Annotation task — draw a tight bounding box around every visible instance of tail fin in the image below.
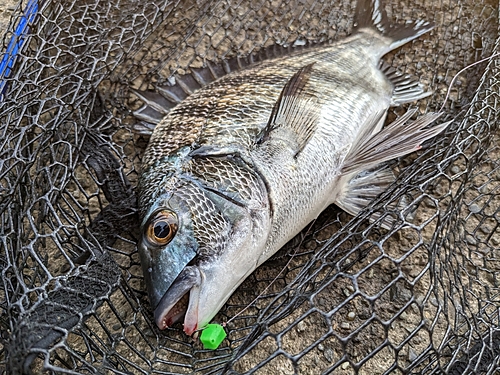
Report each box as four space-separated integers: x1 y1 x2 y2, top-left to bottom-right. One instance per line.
354 0 434 51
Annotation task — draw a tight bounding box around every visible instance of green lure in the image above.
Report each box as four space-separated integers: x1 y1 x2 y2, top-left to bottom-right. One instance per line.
200 324 227 350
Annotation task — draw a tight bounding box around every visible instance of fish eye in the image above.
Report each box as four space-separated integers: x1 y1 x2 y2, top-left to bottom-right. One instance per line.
146 210 178 246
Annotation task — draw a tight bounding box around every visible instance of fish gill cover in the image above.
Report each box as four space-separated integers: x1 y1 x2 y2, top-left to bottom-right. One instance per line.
0 0 499 374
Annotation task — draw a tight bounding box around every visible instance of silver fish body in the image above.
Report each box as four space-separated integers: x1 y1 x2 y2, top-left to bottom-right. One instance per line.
138 0 449 335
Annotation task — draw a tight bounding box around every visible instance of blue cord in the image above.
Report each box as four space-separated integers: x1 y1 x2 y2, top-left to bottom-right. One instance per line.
0 0 40 96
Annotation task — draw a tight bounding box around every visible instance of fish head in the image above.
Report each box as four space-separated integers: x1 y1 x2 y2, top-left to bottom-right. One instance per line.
138 190 198 323
139 179 269 335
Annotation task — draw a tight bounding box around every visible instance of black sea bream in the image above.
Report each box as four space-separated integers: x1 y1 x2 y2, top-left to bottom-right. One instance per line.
137 0 450 335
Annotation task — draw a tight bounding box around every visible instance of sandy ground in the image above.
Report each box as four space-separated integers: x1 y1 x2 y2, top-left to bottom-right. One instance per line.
0 0 17 37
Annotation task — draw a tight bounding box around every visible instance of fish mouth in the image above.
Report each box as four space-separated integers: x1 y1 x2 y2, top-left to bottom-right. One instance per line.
154 266 201 334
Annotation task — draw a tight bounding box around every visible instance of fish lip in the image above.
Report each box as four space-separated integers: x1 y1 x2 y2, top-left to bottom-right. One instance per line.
183 281 201 335
154 266 201 331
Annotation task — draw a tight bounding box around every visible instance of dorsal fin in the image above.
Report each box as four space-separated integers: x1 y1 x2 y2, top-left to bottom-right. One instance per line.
256 63 320 157
131 89 174 124
131 41 320 130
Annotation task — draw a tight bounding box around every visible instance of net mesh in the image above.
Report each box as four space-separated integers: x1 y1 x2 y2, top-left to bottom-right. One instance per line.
1 0 500 374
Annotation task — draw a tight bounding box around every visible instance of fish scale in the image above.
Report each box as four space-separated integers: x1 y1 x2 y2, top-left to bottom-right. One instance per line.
164 178 233 258
137 0 451 335
252 134 346 260
184 157 267 209
144 47 387 170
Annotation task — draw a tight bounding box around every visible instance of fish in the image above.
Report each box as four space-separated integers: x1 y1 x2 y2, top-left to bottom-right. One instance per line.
137 0 450 335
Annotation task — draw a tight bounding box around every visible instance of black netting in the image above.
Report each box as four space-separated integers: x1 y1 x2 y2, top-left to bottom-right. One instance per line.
1 0 500 374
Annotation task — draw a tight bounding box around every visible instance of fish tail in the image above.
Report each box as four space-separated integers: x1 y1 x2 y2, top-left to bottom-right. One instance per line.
354 0 434 51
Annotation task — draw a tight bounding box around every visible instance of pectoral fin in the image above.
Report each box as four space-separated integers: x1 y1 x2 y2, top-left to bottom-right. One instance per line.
256 63 320 157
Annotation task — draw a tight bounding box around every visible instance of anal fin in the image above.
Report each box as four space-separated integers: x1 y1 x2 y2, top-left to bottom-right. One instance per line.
380 62 433 105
